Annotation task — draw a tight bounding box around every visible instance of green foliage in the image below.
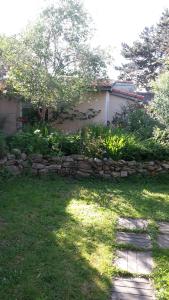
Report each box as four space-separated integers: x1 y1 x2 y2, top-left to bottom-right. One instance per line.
8 131 48 155
4 122 169 161
117 9 169 89
153 127 169 144
112 104 159 139
143 139 169 160
22 107 39 125
104 134 126 160
0 0 110 118
151 71 169 126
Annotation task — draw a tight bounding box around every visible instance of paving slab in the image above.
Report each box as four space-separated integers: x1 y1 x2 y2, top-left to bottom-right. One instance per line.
115 250 154 274
116 232 152 249
157 234 169 249
117 218 148 231
158 222 169 234
111 277 156 300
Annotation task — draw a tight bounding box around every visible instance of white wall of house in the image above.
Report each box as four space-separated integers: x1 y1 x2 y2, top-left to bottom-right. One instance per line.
53 92 136 132
53 92 107 132
108 94 134 122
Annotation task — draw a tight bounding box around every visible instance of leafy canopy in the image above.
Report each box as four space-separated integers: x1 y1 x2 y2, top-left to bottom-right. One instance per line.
0 0 110 111
117 9 169 90
151 71 169 127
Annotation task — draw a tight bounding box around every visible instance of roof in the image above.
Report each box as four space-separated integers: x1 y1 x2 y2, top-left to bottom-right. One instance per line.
111 88 144 101
94 80 144 101
92 79 114 91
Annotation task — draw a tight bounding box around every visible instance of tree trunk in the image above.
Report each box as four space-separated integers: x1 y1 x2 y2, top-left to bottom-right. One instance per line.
37 106 48 122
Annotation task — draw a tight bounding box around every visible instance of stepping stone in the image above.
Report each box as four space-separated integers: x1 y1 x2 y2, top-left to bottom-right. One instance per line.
112 277 156 300
157 234 169 249
115 250 154 274
116 232 152 249
158 221 169 234
117 218 148 231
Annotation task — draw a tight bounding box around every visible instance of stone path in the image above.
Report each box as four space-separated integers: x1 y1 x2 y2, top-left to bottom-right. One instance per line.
116 232 152 249
115 250 153 274
117 218 148 231
158 221 169 233
112 218 169 298
157 222 169 249
112 277 155 300
112 217 155 299
157 234 169 249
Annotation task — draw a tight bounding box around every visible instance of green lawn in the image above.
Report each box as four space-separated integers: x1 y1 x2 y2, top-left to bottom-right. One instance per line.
0 175 169 300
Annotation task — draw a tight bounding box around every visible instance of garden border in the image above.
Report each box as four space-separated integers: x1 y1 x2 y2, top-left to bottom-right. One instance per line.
1 153 169 178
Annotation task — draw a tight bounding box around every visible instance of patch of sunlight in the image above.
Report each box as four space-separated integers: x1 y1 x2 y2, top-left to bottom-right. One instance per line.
143 190 169 201
52 199 116 275
66 199 117 229
110 197 140 217
89 243 113 275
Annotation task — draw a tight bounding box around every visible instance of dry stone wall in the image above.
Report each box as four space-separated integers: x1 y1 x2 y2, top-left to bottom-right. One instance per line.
1 152 169 178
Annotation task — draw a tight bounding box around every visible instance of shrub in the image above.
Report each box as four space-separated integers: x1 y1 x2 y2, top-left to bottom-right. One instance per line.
153 127 169 144
151 71 169 127
104 134 127 160
143 139 169 160
8 131 49 154
5 123 169 161
104 131 147 161
59 134 81 155
112 104 158 139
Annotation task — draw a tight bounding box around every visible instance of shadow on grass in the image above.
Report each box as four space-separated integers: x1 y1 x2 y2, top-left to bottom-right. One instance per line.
0 176 112 300
1 174 169 299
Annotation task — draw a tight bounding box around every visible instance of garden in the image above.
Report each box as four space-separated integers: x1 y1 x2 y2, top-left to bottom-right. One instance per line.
1 102 169 163
0 1 169 299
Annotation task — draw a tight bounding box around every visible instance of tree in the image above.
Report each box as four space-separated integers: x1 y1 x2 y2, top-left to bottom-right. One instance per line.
117 9 169 90
151 71 169 127
0 0 110 120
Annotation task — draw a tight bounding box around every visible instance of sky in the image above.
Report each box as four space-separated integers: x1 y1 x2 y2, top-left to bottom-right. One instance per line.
0 0 169 77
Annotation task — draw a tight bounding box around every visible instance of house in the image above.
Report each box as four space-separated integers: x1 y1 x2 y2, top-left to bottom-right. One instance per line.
53 80 144 132
0 96 22 135
0 80 144 134
0 80 22 135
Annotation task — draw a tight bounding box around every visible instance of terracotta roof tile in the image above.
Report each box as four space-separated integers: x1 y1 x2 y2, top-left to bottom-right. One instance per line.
111 88 144 100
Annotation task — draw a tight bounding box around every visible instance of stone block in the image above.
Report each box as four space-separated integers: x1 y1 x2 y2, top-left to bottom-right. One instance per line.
117 218 148 230
6 165 21 175
30 154 43 162
116 232 152 249
120 171 128 177
157 234 169 249
32 163 44 170
21 153 27 160
115 250 154 274
158 221 169 234
112 277 155 300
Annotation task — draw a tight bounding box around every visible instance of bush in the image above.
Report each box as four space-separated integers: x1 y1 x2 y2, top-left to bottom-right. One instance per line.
151 71 169 127
4 123 169 161
58 134 81 155
112 104 158 139
7 129 55 155
153 127 169 144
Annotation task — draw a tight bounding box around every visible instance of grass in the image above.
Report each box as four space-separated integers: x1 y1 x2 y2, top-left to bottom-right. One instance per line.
0 174 169 300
